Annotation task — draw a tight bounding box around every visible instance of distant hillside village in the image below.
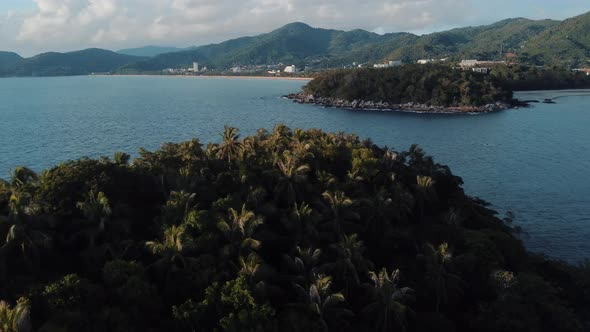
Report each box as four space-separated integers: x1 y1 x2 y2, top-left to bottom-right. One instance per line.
158 57 590 77
161 62 303 76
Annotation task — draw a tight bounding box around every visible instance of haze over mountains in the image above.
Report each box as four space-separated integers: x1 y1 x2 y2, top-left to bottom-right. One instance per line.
0 11 588 77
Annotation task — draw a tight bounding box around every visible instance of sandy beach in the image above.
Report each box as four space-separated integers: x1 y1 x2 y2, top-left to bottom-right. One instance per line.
92 74 313 81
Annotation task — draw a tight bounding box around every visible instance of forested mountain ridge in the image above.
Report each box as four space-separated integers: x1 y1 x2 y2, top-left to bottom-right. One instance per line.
0 12 588 76
0 51 23 70
0 126 589 331
519 11 590 67
119 13 588 72
0 49 144 77
117 46 186 57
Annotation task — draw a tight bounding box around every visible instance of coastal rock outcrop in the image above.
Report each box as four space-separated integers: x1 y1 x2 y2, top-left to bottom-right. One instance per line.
285 93 512 114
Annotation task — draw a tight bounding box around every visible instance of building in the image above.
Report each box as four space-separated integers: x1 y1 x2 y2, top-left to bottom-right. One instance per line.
193 62 199 72
460 59 506 69
417 59 434 65
284 65 297 73
472 67 490 74
460 59 479 68
373 60 402 68
574 68 590 76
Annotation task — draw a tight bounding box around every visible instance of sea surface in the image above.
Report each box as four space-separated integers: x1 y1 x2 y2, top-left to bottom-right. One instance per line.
0 76 589 262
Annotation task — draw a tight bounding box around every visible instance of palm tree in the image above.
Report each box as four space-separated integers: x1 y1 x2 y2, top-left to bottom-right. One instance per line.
1 224 41 273
292 274 353 331
9 167 38 190
8 192 39 220
146 224 187 255
239 252 261 285
160 191 197 226
217 204 263 254
113 152 130 165
282 246 322 284
415 175 436 223
423 243 462 313
322 234 372 295
275 151 310 206
268 124 292 152
285 202 319 246
217 126 243 164
322 191 359 236
362 268 414 332
0 298 31 332
76 190 112 231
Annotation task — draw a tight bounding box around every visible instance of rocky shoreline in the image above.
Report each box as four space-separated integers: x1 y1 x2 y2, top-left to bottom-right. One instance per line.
285 93 514 114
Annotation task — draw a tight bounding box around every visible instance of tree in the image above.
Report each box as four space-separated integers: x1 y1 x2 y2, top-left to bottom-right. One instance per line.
322 191 358 236
0 298 31 332
362 268 414 332
423 243 463 313
76 190 112 230
217 204 263 257
292 274 353 331
275 151 310 206
217 126 243 164
322 234 372 295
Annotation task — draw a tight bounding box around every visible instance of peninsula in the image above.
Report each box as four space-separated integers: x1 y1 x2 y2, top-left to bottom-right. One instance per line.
287 64 590 113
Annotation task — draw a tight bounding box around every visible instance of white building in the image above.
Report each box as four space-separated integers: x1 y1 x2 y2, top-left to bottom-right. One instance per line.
460 59 479 68
193 62 199 72
417 59 434 65
373 60 402 69
284 65 297 73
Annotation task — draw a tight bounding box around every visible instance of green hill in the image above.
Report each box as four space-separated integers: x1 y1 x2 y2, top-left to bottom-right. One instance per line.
520 12 590 67
3 49 144 77
1 12 589 76
384 18 559 62
117 18 571 72
118 22 411 72
117 46 186 57
0 51 23 70
1 126 589 331
302 64 513 106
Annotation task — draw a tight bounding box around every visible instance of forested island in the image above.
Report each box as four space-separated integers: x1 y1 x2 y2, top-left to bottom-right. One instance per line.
287 64 590 113
0 126 589 331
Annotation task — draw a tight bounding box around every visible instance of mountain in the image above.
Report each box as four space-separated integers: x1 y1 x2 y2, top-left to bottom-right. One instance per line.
0 51 23 70
117 45 185 57
1 12 588 76
119 17 572 73
521 12 590 67
2 49 144 77
118 22 412 73
384 18 559 62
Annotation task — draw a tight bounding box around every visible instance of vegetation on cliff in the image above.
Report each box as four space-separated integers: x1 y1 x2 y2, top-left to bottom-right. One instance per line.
300 64 590 109
0 126 589 331
302 64 513 107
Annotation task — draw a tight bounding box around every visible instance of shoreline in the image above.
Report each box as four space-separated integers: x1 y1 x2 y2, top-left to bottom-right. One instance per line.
285 93 514 114
91 74 313 81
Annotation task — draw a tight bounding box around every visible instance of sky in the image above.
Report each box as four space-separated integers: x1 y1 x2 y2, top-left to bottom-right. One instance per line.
0 0 588 56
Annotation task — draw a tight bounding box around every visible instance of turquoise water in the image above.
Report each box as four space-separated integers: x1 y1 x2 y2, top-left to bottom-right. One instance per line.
0 76 589 262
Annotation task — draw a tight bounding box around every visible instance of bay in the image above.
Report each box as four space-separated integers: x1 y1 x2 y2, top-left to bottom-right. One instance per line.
0 76 588 262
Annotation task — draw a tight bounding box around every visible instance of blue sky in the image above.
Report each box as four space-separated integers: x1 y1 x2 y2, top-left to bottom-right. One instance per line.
0 0 588 56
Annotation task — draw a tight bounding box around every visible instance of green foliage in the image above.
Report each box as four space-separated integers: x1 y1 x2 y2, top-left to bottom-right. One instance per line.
0 126 588 331
520 12 590 67
42 274 89 311
218 276 276 331
304 64 513 106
